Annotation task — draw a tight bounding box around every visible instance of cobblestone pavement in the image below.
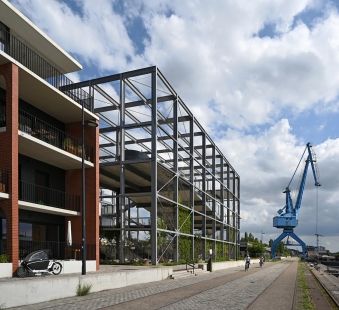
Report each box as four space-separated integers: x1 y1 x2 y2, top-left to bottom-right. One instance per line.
8 261 295 310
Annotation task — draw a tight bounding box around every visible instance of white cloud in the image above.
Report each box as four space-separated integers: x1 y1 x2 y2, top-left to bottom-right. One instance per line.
8 0 339 251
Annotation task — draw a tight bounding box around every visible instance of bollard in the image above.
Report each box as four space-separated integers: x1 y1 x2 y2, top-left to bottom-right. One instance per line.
207 258 212 272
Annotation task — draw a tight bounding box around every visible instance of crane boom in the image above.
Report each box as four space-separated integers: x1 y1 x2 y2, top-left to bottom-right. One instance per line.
295 143 321 218
271 142 321 259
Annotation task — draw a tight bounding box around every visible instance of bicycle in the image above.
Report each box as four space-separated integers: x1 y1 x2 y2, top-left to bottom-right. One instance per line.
245 261 250 271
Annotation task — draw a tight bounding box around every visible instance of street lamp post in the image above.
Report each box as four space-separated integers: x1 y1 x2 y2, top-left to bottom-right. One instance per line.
261 230 265 244
81 102 98 275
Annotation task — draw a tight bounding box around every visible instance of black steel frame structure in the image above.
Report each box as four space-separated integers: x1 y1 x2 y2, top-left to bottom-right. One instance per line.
68 66 240 265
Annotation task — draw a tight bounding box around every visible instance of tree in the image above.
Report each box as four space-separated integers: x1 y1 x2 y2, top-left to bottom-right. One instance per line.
244 232 248 241
248 241 265 256
248 233 254 242
268 239 274 247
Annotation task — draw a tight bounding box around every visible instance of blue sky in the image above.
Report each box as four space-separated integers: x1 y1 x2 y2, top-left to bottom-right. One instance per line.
9 0 339 252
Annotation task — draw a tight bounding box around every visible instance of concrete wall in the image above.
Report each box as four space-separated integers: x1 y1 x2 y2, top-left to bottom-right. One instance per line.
0 266 173 308
60 260 96 274
211 259 259 271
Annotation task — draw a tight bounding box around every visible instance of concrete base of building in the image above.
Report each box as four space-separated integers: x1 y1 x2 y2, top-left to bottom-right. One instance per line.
0 263 12 278
60 260 97 274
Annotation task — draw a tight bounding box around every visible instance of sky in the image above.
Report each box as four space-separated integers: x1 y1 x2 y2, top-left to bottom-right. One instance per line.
9 0 339 252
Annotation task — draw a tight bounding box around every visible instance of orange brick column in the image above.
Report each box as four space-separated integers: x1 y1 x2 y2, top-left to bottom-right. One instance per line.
65 120 99 270
0 63 19 275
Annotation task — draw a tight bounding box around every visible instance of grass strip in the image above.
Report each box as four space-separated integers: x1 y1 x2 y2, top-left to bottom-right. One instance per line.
295 261 316 310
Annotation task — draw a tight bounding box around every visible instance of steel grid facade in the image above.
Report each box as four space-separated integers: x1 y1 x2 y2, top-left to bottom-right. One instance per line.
74 66 240 264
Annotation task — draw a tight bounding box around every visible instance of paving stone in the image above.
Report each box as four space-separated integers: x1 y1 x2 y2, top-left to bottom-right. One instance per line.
7 261 295 310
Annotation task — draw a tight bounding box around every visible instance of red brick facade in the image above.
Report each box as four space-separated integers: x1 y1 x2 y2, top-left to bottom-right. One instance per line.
0 62 100 274
0 63 19 275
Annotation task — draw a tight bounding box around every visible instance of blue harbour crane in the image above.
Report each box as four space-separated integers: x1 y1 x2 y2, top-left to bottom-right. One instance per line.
271 142 321 259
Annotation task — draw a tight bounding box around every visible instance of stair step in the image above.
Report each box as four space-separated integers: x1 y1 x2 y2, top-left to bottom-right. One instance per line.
171 268 209 279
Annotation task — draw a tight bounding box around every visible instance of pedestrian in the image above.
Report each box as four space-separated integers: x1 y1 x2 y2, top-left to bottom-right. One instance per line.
245 254 251 271
259 256 264 267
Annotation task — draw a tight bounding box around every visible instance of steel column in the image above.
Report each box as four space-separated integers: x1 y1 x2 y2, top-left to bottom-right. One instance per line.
151 67 158 265
190 116 195 260
220 157 224 257
212 146 216 259
173 97 179 262
226 163 230 259
202 133 206 260
119 75 126 262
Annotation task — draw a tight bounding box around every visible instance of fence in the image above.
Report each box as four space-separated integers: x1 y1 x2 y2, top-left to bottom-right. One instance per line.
19 180 80 212
0 24 93 111
0 239 96 261
19 109 94 162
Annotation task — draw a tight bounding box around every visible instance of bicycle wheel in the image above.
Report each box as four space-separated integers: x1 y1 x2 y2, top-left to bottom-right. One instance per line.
17 266 28 278
52 262 62 275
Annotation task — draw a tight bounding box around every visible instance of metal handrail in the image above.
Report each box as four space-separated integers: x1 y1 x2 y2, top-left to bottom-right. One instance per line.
19 180 80 212
19 109 94 162
186 259 195 274
0 25 93 111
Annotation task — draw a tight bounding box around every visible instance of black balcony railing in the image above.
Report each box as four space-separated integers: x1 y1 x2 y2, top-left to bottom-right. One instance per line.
19 240 96 261
19 180 80 212
0 240 96 261
0 25 93 111
0 169 8 193
19 109 94 163
0 105 5 127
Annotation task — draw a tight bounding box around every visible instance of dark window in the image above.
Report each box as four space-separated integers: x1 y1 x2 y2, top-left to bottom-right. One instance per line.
0 22 10 54
35 170 49 205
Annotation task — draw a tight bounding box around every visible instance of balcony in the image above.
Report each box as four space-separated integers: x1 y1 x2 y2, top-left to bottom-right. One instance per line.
0 24 93 111
19 180 80 214
18 108 94 170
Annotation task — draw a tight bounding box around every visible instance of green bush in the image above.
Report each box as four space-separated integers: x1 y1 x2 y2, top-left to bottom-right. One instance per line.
76 282 93 296
0 254 9 263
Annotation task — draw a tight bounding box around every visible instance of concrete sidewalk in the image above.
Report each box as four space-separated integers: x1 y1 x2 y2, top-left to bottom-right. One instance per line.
5 260 290 310
0 260 248 308
247 259 298 310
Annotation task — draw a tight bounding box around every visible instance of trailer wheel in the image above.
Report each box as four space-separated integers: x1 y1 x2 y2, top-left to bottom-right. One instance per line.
52 262 62 275
17 266 28 278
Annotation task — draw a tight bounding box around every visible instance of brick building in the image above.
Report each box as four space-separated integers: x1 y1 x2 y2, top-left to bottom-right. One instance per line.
0 0 99 275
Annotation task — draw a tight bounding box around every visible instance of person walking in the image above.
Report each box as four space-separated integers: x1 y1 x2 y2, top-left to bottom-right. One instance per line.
259 255 264 267
245 255 251 271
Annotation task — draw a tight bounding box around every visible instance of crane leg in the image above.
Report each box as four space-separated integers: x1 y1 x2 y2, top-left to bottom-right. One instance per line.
271 229 306 259
288 231 306 259
271 231 288 259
